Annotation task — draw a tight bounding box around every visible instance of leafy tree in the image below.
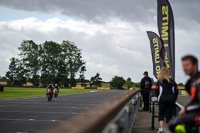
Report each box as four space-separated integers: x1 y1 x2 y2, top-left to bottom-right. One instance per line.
90 73 102 87
69 78 77 87
62 41 85 86
18 40 41 87
6 58 27 86
151 78 156 85
79 66 86 87
40 41 62 86
124 77 133 90
178 83 184 86
110 76 126 89
16 40 85 87
133 82 140 88
0 76 7 81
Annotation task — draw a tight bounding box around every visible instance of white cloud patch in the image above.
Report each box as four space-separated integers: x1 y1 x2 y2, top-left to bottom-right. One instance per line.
0 17 200 83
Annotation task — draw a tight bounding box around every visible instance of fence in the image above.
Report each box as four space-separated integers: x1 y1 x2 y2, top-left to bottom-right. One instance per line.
174 102 200 133
150 89 200 132
43 90 140 133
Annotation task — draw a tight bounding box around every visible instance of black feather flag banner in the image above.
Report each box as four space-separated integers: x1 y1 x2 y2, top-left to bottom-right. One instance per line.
157 0 175 79
147 31 165 78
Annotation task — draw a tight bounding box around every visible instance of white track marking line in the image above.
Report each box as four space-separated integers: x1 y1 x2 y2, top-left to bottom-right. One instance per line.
0 118 62 122
0 110 85 114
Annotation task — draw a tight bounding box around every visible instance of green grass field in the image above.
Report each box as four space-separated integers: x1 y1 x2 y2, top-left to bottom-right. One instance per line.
0 87 99 100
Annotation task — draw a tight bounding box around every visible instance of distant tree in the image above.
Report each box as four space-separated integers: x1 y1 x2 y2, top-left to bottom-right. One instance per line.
151 78 156 85
90 73 102 87
79 66 86 87
133 82 140 88
16 40 85 87
5 58 27 86
18 40 41 87
110 76 126 89
40 41 63 86
0 76 7 81
178 83 184 86
61 41 85 87
69 78 77 87
124 77 133 90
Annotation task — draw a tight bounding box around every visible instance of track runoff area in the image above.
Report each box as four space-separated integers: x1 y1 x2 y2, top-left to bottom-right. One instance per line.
0 90 128 133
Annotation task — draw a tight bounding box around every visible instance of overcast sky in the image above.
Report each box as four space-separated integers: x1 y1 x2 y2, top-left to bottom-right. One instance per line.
0 0 200 83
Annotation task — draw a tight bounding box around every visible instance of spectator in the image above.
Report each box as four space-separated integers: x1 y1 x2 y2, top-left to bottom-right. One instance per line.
155 67 178 133
140 71 152 111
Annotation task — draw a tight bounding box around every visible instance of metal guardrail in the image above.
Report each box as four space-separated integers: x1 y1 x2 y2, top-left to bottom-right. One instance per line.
151 99 159 130
102 91 140 133
174 102 200 133
42 90 140 133
151 98 200 132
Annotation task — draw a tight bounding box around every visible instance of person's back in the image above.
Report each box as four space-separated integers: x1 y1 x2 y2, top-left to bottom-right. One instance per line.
140 71 152 111
155 67 178 133
141 75 152 94
156 79 178 103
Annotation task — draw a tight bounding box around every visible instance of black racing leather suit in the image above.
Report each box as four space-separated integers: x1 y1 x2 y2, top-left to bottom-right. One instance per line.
169 71 200 132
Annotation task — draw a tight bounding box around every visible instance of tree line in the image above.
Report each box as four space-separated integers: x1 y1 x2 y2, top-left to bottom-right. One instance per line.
3 40 182 89
5 40 85 87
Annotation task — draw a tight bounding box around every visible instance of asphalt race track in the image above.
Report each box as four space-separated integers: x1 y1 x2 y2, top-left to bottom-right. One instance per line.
177 95 190 106
0 90 128 133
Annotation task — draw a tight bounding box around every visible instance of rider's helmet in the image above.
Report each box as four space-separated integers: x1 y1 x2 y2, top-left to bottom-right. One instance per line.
175 124 186 133
49 84 52 88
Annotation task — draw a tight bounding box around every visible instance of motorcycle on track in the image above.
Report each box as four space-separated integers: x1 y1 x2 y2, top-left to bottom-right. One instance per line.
46 88 53 101
53 88 58 97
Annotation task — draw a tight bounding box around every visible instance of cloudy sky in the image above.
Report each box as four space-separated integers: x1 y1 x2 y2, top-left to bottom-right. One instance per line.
0 0 200 83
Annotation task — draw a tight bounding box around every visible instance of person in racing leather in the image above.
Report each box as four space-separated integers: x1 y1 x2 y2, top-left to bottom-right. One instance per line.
54 84 59 93
46 84 54 95
169 55 200 133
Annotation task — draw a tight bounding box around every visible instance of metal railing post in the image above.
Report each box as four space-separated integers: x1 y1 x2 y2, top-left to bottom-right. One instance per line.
152 100 155 130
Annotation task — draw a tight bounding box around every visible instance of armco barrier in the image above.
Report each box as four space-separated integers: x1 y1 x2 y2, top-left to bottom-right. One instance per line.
71 87 85 89
97 87 110 90
174 102 200 133
43 90 140 133
151 100 200 132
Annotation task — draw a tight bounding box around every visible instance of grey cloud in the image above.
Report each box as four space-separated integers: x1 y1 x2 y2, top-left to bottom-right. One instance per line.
0 0 157 24
0 0 200 26
1 0 200 83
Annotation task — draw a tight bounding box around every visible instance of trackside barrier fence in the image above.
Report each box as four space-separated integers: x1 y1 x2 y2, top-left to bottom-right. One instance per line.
43 90 140 133
174 102 200 133
151 94 200 132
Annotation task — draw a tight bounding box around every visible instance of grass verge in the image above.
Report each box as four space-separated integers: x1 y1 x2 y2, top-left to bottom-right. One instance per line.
0 87 100 100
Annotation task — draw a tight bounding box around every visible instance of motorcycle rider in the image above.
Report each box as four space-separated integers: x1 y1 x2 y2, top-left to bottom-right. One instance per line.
46 84 54 95
54 84 59 93
169 55 200 132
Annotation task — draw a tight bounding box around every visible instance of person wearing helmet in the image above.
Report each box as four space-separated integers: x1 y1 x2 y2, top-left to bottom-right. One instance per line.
54 84 59 93
47 84 54 95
